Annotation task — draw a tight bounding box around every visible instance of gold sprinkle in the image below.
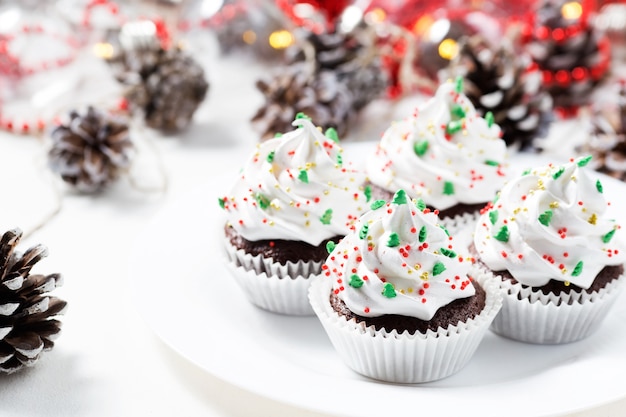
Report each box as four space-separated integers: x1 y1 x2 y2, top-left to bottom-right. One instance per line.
407 287 413 293
314 141 319 146
588 213 597 225
549 201 559 209
269 221 275 226
420 272 429 281
399 289 405 294
513 208 521 214
582 208 587 213
289 201 295 206
268 168 274 173
571 175 577 182
323 190 329 195
407 270 413 275
305 220 310 227
561 268 567 274
304 212 309 217
414 263 421 270
285 187 291 192
564 281 571 286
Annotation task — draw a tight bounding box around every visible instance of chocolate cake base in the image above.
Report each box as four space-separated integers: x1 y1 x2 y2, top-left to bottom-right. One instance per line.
330 280 486 335
366 182 486 219
225 224 341 265
497 265 623 296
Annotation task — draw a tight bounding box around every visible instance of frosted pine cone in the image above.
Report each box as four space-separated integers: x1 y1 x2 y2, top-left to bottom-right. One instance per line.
286 28 387 111
524 0 610 110
114 45 209 131
252 64 353 140
456 36 553 149
48 106 133 194
0 229 66 374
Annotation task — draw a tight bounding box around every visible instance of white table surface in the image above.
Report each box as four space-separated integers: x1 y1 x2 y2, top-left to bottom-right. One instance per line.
1 43 626 417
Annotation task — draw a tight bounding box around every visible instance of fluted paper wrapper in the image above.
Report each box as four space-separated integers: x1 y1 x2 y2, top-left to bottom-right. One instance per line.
490 271 625 344
224 238 321 316
308 268 502 383
441 210 479 236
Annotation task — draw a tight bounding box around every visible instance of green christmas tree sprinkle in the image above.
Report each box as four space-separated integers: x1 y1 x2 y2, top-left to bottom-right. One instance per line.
413 140 429 157
419 226 427 243
336 154 343 166
432 262 446 276
266 151 275 163
440 248 457 258
596 179 603 194
359 224 369 240
298 170 309 183
572 261 584 277
451 103 466 119
325 127 339 143
485 111 495 128
522 169 531 176
602 228 616 243
295 112 311 120
392 189 408 205
382 282 397 298
349 274 364 288
387 232 400 247
326 241 336 254
577 155 592 167
371 200 386 210
446 120 463 135
538 210 553 226
485 159 499 167
416 199 426 211
489 210 498 225
320 209 333 225
274 132 283 138
439 225 450 236
443 181 455 195
364 185 372 202
454 76 463 93
218 198 226 209
494 225 509 242
552 166 565 180
254 192 270 210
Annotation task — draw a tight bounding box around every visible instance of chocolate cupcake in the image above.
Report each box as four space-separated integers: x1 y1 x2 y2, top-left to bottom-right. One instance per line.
474 156 626 344
366 77 510 233
309 190 502 383
220 115 369 315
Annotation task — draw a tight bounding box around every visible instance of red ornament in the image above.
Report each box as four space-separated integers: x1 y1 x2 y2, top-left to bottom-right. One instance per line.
275 0 353 30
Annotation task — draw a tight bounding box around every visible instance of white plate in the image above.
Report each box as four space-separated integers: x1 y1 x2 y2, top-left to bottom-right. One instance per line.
130 145 626 417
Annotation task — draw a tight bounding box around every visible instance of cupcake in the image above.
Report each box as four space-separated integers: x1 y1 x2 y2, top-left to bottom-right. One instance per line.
473 155 626 344
309 190 502 383
366 77 509 232
220 114 369 315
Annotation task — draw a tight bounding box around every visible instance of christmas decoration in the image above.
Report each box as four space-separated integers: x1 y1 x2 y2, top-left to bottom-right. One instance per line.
449 35 553 149
579 82 626 180
110 40 209 132
0 228 66 374
285 25 388 111
48 106 134 193
251 63 353 140
206 0 293 61
523 0 611 112
276 0 353 31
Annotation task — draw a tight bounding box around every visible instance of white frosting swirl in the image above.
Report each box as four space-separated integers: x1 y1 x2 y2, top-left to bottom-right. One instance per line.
474 156 626 289
367 79 509 210
327 190 475 321
221 117 368 246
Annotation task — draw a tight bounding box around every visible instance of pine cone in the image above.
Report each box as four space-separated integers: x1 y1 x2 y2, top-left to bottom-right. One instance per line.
457 36 553 149
580 86 626 180
48 106 133 194
251 64 354 140
286 28 387 111
114 45 209 131
0 229 66 374
524 0 610 110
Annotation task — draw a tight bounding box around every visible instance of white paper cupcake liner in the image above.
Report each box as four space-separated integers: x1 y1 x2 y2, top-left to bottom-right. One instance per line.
440 210 479 236
224 238 321 316
490 271 625 344
308 267 502 383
